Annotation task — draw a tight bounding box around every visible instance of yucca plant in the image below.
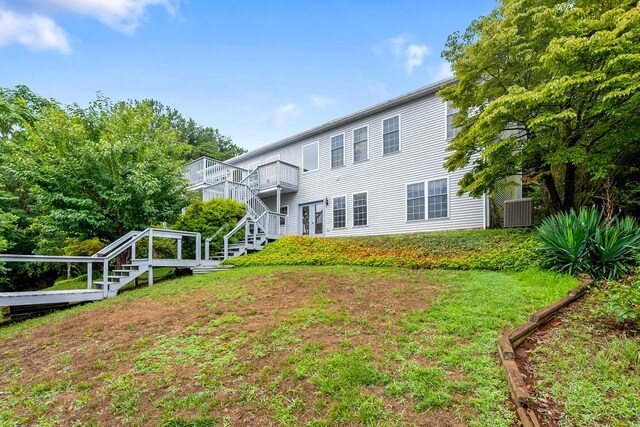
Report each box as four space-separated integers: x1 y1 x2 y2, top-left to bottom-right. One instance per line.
535 207 640 280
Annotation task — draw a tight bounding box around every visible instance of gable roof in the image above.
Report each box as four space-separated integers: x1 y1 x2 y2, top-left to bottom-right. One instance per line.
229 77 456 164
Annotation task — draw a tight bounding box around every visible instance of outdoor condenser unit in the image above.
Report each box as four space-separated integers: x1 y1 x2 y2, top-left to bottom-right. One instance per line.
504 198 533 228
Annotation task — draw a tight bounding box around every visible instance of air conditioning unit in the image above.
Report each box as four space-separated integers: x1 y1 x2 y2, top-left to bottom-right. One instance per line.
504 198 533 228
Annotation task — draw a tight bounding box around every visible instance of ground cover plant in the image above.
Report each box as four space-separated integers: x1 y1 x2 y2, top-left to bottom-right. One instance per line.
528 288 640 426
229 229 538 272
0 265 577 426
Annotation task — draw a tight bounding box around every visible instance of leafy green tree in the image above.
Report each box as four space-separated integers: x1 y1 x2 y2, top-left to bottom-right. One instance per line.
5 96 191 243
439 0 640 213
139 99 246 161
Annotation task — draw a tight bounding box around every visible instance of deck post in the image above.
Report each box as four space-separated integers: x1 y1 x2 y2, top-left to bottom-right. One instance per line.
148 229 154 286
131 242 136 261
195 233 202 265
102 259 108 297
177 238 182 260
87 262 93 289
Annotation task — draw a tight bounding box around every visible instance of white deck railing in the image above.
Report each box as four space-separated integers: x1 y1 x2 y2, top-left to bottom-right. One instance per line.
185 157 248 189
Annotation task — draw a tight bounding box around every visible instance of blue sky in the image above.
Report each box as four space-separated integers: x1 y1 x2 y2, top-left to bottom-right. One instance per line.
0 0 497 151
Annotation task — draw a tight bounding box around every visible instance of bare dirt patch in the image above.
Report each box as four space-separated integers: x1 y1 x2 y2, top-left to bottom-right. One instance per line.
0 267 470 426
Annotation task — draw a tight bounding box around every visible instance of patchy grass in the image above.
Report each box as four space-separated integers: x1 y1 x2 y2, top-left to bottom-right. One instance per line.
0 266 576 426
228 230 539 272
530 291 640 426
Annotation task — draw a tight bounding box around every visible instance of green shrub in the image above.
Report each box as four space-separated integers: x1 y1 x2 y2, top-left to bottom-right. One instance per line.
173 198 246 254
604 277 640 326
535 208 640 280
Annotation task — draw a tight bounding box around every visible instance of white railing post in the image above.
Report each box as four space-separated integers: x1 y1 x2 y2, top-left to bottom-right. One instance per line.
195 233 201 265
177 238 182 260
102 259 109 297
224 235 229 260
148 229 154 286
204 239 210 261
87 262 93 289
131 242 136 261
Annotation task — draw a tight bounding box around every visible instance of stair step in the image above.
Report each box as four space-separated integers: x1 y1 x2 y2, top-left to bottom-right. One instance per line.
113 270 131 277
122 264 141 270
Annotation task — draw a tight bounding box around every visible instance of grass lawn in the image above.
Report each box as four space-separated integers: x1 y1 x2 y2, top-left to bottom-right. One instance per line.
0 265 576 426
529 291 640 426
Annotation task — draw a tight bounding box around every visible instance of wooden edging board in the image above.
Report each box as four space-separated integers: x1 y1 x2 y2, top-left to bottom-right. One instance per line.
498 274 593 427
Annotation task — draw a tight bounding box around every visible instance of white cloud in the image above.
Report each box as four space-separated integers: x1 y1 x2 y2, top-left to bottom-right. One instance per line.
374 35 432 76
0 8 71 53
405 43 430 75
309 95 334 108
41 0 176 34
427 61 454 83
271 103 300 128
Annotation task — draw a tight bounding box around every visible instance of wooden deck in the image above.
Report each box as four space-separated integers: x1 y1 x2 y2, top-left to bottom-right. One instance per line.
0 289 105 306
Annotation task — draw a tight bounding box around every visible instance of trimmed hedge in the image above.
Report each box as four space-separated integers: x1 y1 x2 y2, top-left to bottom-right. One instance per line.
227 230 539 272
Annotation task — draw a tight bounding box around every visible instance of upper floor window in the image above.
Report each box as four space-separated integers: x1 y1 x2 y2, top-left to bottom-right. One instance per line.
406 182 425 221
302 141 319 173
446 103 460 139
353 126 368 163
333 196 346 229
353 192 368 226
383 115 400 154
428 178 449 219
330 134 345 168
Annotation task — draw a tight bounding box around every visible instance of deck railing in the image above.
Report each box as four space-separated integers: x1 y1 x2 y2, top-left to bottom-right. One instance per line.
242 160 299 193
185 157 248 188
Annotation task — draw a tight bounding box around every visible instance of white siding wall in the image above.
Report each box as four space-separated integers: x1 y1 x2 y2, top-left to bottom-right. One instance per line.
230 94 485 237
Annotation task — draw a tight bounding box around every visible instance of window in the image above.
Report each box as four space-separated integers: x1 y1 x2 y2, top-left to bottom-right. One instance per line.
446 103 460 139
333 196 346 229
353 192 368 226
302 141 319 173
330 134 344 168
383 115 400 154
280 205 288 226
353 126 368 162
406 183 425 221
428 178 448 219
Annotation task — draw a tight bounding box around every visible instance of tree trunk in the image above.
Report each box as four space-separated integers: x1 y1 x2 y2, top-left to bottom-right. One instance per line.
563 162 576 212
543 173 563 213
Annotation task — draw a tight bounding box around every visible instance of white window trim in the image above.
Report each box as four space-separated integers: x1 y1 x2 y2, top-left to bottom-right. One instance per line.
352 125 369 164
405 181 426 222
445 101 460 141
332 194 347 229
381 113 402 155
352 190 369 227
329 132 346 169
280 204 289 226
426 176 450 220
301 141 320 174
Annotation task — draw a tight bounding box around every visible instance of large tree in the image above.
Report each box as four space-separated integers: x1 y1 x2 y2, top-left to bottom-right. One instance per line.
139 99 246 161
439 0 640 213
5 96 191 242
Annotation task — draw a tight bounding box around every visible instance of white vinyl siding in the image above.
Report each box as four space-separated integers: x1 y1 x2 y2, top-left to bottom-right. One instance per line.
353 126 368 162
332 196 346 228
383 115 400 154
428 178 448 219
265 154 280 163
247 161 260 171
353 192 368 226
302 141 319 173
446 103 460 140
406 182 425 221
228 89 486 238
330 134 345 168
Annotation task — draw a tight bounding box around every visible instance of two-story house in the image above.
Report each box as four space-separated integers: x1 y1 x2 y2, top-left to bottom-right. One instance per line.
185 77 521 259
